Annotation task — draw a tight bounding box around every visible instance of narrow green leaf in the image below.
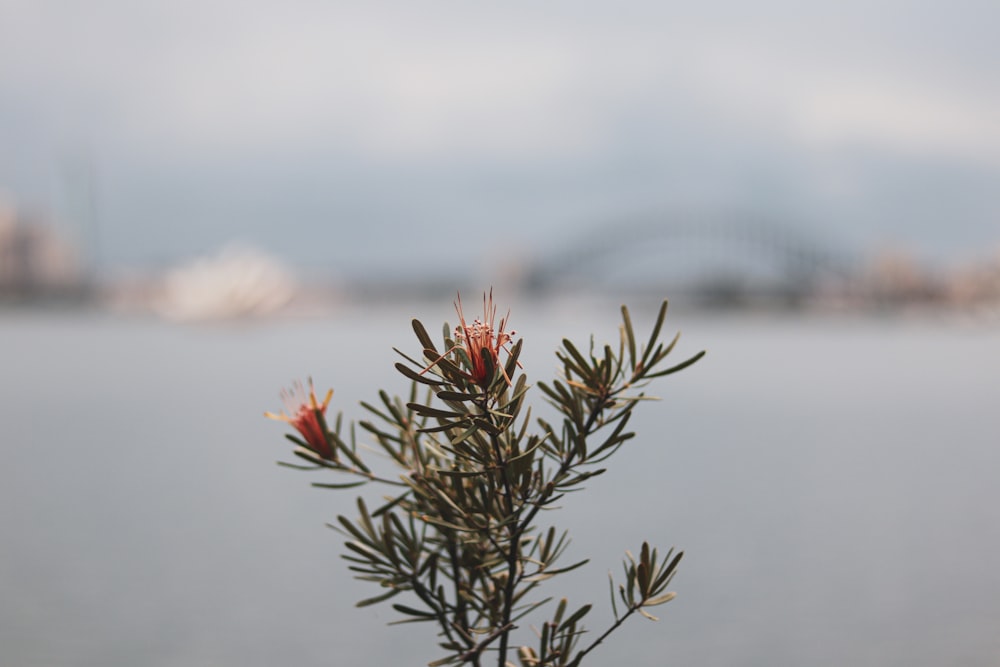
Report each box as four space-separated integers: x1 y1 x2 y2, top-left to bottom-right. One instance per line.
472 417 500 436
505 374 531 411
504 338 523 382
331 516 370 544
539 526 556 562
292 448 335 468
590 411 633 454
644 592 677 606
395 362 445 386
540 621 551 661
637 562 650 597
432 352 466 381
640 299 669 370
552 598 568 625
436 390 479 402
608 572 620 620
379 390 405 425
643 350 706 379
637 607 660 621
413 513 478 533
560 339 594 380
411 318 437 353
386 615 439 626
586 435 634 464
392 603 438 618
555 467 607 489
559 603 592 632
380 513 399 565
407 403 464 419
311 480 367 490
602 343 614 386
415 421 456 434
651 550 684 592
426 482 466 515
621 304 637 368
619 583 632 608
660 330 681 359
360 401 394 424
371 492 409 518
392 346 425 369
539 558 589 577
276 460 319 471
510 596 554 623
536 381 561 403
431 467 486 479
334 433 371 473
356 588 401 607
343 540 391 566
356 497 376 541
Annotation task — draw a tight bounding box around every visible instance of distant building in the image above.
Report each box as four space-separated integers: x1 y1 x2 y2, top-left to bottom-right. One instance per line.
0 203 87 302
152 245 297 321
861 248 944 306
944 248 1000 310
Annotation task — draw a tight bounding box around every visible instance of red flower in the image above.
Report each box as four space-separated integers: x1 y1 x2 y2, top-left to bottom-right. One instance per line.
265 379 335 460
452 290 517 388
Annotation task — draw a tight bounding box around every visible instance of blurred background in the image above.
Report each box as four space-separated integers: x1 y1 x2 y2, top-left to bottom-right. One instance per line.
1 1 999 666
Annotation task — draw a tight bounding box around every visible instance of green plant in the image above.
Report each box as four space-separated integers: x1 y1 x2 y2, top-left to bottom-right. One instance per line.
266 292 704 666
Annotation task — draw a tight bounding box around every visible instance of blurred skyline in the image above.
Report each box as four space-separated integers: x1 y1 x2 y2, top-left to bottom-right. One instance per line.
1 0 999 278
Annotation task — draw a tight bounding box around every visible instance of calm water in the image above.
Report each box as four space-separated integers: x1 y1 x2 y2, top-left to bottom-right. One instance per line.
2 301 999 667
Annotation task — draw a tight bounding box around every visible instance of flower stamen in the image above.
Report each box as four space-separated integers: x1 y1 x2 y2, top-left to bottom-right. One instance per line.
420 289 519 388
265 378 336 460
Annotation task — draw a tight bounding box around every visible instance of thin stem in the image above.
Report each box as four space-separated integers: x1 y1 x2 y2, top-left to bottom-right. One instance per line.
446 534 474 659
311 457 410 487
514 386 613 539
336 466 409 488
573 604 640 663
460 623 514 664
409 572 460 650
482 397 519 667
494 387 618 667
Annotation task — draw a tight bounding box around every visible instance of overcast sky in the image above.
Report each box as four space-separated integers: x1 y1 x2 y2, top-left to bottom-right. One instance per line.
1 0 998 277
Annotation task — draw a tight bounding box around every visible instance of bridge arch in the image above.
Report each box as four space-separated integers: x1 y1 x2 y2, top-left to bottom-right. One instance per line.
521 213 857 301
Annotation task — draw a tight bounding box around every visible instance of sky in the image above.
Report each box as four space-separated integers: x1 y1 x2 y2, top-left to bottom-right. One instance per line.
1 0 999 279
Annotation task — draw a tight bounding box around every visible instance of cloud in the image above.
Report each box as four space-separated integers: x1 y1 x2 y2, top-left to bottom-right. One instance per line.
2 0 999 266
4 0 999 168
792 82 1000 165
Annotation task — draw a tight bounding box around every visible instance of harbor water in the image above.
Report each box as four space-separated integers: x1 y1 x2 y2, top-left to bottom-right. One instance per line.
2 300 999 667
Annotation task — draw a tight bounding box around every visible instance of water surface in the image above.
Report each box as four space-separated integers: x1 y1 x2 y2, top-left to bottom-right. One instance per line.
2 303 998 666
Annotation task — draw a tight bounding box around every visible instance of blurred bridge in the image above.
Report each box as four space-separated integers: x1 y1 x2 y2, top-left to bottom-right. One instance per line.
521 213 858 305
